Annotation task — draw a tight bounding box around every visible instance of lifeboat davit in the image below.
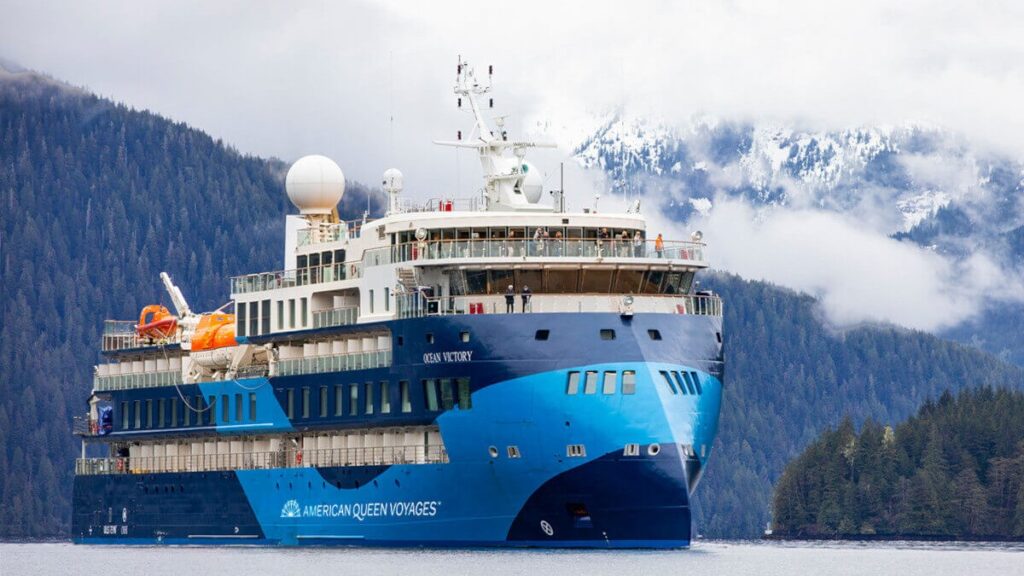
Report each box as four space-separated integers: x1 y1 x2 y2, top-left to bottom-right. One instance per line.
136 305 178 340
190 313 237 369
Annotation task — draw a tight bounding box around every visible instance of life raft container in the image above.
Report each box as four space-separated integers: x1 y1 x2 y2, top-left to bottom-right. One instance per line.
136 305 178 340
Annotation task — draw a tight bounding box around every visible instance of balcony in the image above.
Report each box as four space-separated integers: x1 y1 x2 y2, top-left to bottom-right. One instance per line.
274 349 393 377
231 262 362 295
312 305 359 329
363 238 705 268
395 292 723 319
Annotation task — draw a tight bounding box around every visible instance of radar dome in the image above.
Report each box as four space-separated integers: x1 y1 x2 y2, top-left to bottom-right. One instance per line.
285 155 345 215
520 162 543 203
383 168 404 193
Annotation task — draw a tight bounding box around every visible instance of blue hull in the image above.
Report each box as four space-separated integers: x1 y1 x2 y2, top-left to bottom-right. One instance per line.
73 312 723 548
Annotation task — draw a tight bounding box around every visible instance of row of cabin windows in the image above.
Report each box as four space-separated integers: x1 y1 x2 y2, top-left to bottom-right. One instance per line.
119 393 257 430
238 297 309 338
658 370 705 396
566 370 637 396
281 378 472 419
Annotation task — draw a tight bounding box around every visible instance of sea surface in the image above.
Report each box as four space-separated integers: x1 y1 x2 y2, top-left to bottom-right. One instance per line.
1 540 1022 576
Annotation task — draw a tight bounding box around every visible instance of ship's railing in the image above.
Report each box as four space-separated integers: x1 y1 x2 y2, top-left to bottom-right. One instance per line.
93 369 183 392
230 261 362 295
364 238 705 268
101 320 142 351
395 292 722 318
312 305 359 329
274 349 392 377
74 445 448 476
397 196 483 213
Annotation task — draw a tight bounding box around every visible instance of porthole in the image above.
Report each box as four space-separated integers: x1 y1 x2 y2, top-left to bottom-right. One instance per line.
535 329 550 341
460 331 470 343
648 329 662 341
647 443 661 456
425 333 435 344
507 446 521 458
488 446 499 458
599 329 616 340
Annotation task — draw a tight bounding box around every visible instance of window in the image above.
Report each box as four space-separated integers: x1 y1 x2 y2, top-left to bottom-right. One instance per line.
507 446 521 458
261 299 271 334
623 443 640 456
286 389 295 419
671 372 689 395
439 379 454 410
648 329 662 341
567 444 587 458
425 333 434 344
248 302 258 337
566 371 580 395
133 400 141 429
460 331 470 343
249 392 257 421
602 371 617 394
397 336 404 347
659 370 678 394
680 371 696 395
121 401 128 429
400 380 411 413
583 371 598 395
365 382 375 415
184 399 191 426
319 386 328 417
237 303 247 338
288 299 296 329
170 398 178 426
146 400 153 428
423 379 439 411
349 385 359 416
277 300 284 330
600 329 616 340
300 298 308 328
622 370 637 395
158 399 166 427
207 396 217 425
691 371 703 395
302 387 310 418
235 394 243 422
535 329 550 341
380 381 391 413
222 394 230 421
457 378 472 409
369 289 375 314
385 287 390 312
334 385 344 416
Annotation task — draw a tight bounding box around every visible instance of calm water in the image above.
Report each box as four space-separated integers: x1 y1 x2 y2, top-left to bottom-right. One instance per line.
2 541 1022 576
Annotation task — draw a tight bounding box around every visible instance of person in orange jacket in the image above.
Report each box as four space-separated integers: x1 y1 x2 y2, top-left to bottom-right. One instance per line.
655 233 665 258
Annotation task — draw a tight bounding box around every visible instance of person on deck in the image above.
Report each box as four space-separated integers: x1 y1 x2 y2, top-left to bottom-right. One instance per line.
655 233 664 258
505 285 516 313
521 285 532 312
633 230 643 257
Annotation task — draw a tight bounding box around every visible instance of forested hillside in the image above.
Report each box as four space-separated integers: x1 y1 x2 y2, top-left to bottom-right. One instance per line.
0 70 1021 538
0 71 379 537
770 388 1024 539
690 274 1024 537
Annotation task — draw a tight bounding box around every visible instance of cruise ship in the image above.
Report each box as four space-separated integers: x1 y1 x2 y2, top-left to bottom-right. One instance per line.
71 61 724 548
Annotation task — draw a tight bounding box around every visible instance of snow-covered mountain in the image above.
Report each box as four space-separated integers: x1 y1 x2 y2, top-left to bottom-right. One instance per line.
570 115 1024 363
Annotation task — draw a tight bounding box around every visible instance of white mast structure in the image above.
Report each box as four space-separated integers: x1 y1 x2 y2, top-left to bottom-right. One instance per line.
433 58 555 212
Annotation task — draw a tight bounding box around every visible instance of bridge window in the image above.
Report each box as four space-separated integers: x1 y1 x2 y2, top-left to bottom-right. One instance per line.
566 371 580 395
659 370 677 394
440 379 454 410
457 378 472 409
602 371 617 394
400 380 411 413
622 370 637 395
423 379 439 411
237 303 247 338
583 371 598 395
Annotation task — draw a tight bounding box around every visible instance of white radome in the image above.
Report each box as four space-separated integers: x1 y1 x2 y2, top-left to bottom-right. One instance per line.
383 168 404 193
285 155 346 215
520 162 543 203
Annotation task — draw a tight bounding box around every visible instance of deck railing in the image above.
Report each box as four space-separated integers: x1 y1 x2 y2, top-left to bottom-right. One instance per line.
274 349 392 377
312 305 359 329
395 292 723 318
74 445 448 475
364 238 705 268
93 369 183 392
230 261 362 295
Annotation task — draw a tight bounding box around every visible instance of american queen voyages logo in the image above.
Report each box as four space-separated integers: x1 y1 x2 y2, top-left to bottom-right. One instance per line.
280 498 441 521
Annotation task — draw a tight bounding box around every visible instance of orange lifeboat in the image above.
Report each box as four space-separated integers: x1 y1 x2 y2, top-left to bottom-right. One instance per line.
191 313 236 351
136 305 178 340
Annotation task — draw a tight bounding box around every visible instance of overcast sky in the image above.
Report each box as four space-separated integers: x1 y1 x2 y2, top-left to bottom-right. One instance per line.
4 1 1023 332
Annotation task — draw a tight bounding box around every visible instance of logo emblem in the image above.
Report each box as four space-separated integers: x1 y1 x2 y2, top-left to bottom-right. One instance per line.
540 520 554 536
281 499 301 518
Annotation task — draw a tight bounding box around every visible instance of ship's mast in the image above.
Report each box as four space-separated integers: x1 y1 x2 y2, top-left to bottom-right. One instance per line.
434 57 555 212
